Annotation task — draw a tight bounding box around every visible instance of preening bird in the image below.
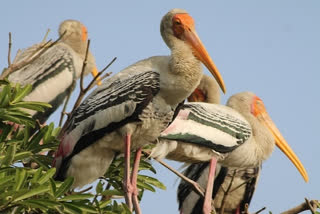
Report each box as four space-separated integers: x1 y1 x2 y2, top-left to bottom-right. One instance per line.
53 9 226 213
151 78 308 214
178 162 260 214
178 75 260 214
7 19 99 124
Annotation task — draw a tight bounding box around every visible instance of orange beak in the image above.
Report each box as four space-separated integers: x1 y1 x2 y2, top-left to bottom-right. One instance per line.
256 105 308 182
184 28 226 94
91 67 102 86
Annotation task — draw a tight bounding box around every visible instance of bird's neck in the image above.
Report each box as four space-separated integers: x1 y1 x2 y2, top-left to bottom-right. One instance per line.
62 39 87 57
245 113 275 163
161 40 203 105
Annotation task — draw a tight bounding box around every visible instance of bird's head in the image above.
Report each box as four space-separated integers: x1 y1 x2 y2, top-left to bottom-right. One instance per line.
59 20 101 85
229 92 309 182
161 9 226 94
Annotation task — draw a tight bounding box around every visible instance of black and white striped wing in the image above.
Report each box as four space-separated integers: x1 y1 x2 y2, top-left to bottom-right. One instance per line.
8 43 78 123
160 102 252 154
54 70 160 172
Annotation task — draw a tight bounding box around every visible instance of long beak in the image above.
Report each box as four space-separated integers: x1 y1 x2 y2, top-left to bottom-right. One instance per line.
258 112 309 182
184 29 226 94
91 67 102 86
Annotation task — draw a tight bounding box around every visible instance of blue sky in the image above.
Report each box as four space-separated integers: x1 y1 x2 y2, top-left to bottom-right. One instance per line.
1 1 319 213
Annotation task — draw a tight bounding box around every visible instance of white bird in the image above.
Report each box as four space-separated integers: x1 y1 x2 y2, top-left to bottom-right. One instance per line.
151 81 308 214
178 75 260 214
7 19 99 124
53 9 226 213
178 162 260 214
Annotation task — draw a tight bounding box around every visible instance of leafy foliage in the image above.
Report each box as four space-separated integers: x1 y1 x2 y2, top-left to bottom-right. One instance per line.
0 80 166 213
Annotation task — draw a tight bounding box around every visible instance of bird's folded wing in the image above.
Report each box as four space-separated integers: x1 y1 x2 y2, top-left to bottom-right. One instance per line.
160 102 252 153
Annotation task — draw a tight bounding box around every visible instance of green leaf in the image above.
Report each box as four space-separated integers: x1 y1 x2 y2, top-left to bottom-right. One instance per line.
13 151 33 162
64 202 97 213
27 125 48 150
55 177 74 197
101 189 123 196
19 199 61 209
14 168 27 191
13 184 50 202
0 84 11 106
30 155 52 170
62 202 83 214
96 180 104 194
43 122 54 144
59 193 94 201
37 167 56 185
31 167 43 183
138 175 166 190
98 199 111 208
11 84 32 104
49 178 56 196
0 123 12 142
1 143 17 166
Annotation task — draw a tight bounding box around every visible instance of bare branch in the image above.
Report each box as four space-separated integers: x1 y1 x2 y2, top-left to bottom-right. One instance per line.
8 32 12 67
252 207 266 214
1 30 67 80
281 199 320 214
80 40 90 92
42 28 50 43
142 151 205 197
58 84 75 126
219 170 237 214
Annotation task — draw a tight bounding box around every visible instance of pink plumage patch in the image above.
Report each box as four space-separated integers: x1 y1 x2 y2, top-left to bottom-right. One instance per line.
162 109 190 134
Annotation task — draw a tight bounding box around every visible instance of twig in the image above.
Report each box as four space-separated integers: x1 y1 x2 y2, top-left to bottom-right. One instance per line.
1 30 66 80
281 199 320 214
219 170 237 214
252 207 266 214
143 151 205 197
305 198 317 214
58 55 115 137
58 84 75 126
80 40 90 92
8 32 12 67
42 29 50 43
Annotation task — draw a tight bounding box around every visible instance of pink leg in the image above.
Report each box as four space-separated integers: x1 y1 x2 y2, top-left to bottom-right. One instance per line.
203 158 217 214
131 148 142 214
123 134 133 211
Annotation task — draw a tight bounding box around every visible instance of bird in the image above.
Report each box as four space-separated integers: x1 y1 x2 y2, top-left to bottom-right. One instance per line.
7 19 99 124
178 75 260 214
151 82 308 214
52 8 226 214
178 162 260 214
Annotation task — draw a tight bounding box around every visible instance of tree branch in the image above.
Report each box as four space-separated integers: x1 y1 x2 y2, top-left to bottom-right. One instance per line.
219 170 237 214
142 151 205 197
281 199 320 214
1 30 66 80
8 32 12 67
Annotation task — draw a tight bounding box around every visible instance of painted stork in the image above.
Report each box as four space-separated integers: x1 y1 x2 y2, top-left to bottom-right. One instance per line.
53 9 226 213
178 162 260 214
7 19 99 124
179 75 260 214
151 83 308 214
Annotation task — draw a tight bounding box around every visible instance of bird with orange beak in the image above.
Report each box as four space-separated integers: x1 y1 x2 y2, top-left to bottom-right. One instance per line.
152 90 308 214
7 19 100 124
53 9 226 214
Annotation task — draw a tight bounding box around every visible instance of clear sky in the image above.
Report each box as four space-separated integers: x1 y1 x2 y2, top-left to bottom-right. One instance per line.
1 1 319 213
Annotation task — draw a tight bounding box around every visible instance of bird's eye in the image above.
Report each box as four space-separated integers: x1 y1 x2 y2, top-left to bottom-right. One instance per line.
174 19 182 25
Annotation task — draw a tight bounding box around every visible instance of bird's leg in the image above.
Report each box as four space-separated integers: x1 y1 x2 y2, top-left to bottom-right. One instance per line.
131 148 142 214
203 157 217 214
123 134 133 211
